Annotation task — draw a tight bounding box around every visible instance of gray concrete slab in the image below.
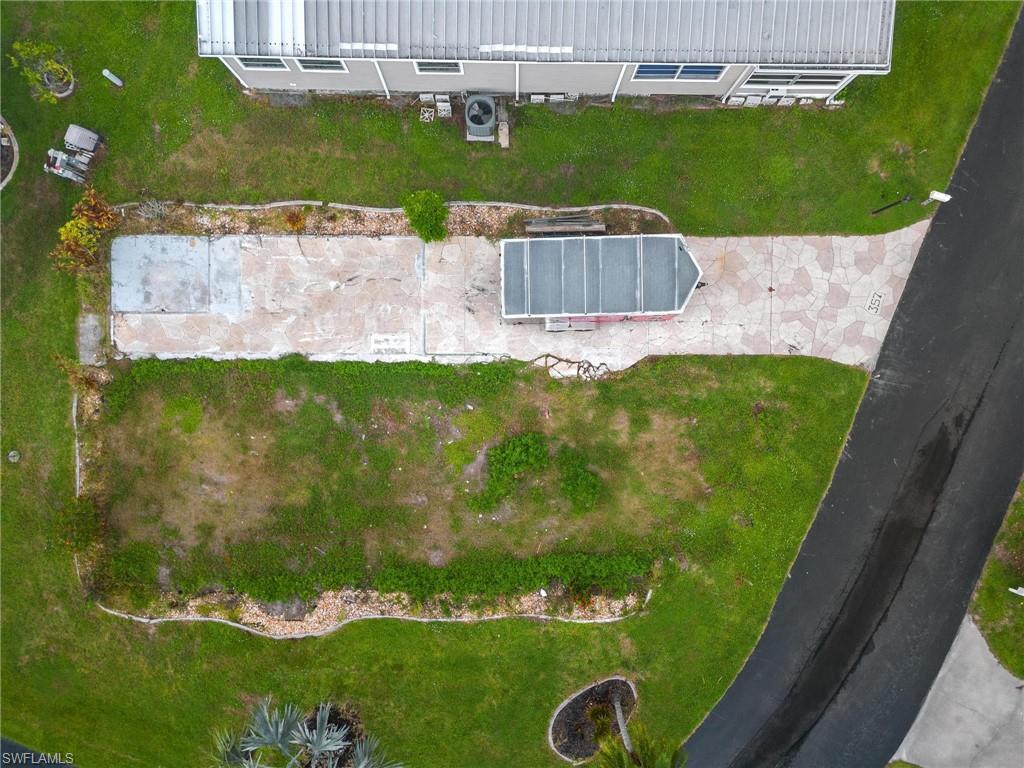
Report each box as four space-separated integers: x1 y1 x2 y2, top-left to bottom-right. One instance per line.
111 235 218 313
76 312 103 366
111 226 926 370
208 236 242 318
892 616 1024 768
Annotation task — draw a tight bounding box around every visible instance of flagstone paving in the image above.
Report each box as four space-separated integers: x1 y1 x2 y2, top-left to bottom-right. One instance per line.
112 221 928 371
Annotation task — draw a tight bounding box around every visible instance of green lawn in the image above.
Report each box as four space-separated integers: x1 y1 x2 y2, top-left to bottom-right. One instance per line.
972 484 1024 677
85 355 862 615
1 2 1019 236
1 1 1019 765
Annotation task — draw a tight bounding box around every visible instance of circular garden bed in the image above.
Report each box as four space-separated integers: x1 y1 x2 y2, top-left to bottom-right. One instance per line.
548 676 637 763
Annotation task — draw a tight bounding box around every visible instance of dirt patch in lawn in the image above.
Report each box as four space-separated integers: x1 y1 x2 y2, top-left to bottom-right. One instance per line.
101 395 302 548
628 413 706 502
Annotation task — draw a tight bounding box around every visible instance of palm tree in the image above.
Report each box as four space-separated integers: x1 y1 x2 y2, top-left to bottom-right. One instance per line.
291 702 351 767
593 723 681 768
240 699 302 765
212 698 404 768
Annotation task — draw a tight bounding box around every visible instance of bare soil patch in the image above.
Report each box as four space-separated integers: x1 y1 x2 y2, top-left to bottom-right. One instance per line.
101 395 299 548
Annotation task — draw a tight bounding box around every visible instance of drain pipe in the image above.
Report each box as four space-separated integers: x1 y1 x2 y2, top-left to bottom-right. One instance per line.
611 63 627 102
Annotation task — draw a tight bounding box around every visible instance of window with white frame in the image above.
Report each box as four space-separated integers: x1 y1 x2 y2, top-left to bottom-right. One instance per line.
296 58 348 72
236 57 287 70
414 61 463 74
744 72 847 87
633 64 724 81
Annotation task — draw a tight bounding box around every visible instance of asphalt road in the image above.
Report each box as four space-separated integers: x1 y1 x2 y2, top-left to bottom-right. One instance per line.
682 11 1024 768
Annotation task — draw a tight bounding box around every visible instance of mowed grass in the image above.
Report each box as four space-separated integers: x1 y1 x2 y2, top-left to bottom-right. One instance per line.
972 484 1024 677
86 356 862 613
8 348 866 767
0 2 1019 236
0 1 1016 765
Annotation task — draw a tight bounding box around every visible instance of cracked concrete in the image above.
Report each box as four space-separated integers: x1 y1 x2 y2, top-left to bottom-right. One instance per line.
891 616 1024 768
112 222 928 370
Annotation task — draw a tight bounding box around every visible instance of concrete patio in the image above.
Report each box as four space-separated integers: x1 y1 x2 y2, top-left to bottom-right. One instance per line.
111 222 928 371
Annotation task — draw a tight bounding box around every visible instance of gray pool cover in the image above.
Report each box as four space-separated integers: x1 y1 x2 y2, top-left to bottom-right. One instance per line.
501 234 701 318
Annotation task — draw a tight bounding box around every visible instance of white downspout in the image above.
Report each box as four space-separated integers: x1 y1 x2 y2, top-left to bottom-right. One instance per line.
515 62 520 101
611 63 627 102
373 59 390 99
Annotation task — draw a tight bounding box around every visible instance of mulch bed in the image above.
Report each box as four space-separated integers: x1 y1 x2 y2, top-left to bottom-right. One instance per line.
549 677 636 762
115 201 672 240
1 143 12 182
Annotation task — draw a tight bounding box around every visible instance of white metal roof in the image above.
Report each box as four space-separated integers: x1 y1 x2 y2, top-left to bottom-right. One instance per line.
196 0 895 69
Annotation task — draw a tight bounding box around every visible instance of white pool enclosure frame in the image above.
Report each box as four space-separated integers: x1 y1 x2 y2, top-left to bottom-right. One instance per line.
500 234 702 320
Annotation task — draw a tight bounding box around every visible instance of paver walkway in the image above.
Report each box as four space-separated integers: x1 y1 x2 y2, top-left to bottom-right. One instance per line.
112 222 927 370
891 616 1024 768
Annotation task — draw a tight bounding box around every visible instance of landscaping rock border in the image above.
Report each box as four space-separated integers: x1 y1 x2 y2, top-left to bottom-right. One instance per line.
114 199 672 240
0 116 19 191
115 198 672 223
93 587 647 640
548 676 638 763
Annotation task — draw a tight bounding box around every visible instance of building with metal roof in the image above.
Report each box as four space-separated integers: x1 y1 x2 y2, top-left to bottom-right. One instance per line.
500 234 702 321
196 0 895 102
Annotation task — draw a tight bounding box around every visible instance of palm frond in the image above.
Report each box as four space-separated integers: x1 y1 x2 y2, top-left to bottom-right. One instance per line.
291 702 350 763
350 734 404 768
241 698 302 759
594 724 674 768
212 728 247 766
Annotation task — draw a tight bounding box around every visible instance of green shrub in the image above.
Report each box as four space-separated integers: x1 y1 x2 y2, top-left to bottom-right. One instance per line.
373 550 651 601
402 190 448 242
108 542 160 607
470 432 549 512
220 540 366 602
557 445 604 514
55 498 104 551
8 39 73 104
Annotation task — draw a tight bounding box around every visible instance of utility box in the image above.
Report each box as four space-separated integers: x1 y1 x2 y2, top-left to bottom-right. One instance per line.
465 95 496 140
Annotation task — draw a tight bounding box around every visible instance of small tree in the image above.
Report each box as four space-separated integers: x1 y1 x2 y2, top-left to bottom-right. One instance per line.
594 723 682 768
213 698 404 768
402 190 448 242
8 40 74 103
290 703 350 767
50 187 119 274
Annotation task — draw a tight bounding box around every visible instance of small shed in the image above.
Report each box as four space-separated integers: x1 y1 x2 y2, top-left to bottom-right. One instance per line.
500 234 701 320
